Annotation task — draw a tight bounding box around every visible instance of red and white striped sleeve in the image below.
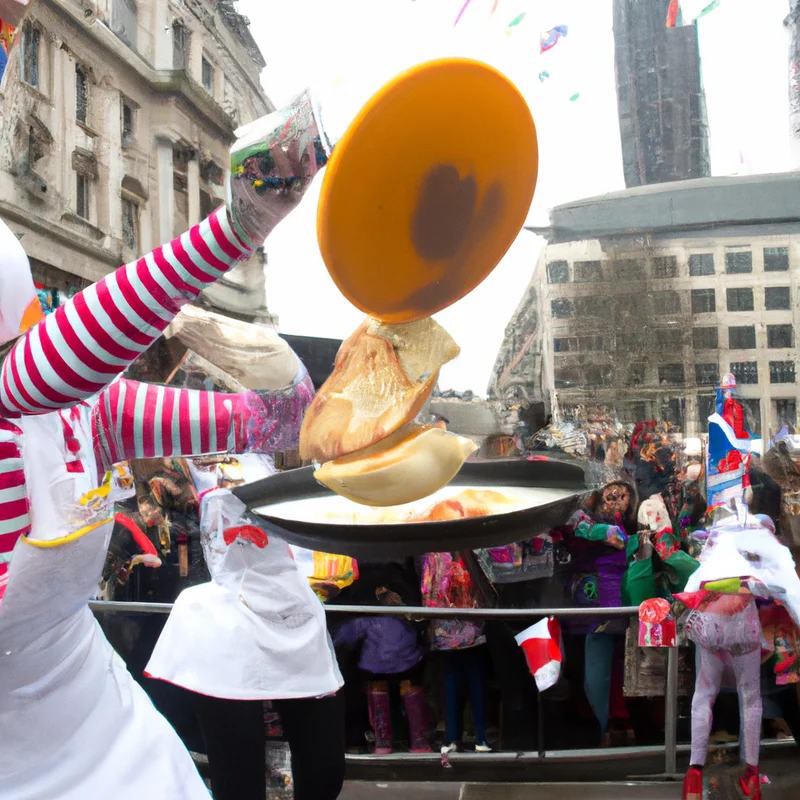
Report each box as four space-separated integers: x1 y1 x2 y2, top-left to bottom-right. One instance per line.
91 379 251 469
91 370 314 471
0 420 30 595
0 207 252 417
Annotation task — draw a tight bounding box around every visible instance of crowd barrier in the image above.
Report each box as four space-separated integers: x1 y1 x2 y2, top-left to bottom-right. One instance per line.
90 600 687 774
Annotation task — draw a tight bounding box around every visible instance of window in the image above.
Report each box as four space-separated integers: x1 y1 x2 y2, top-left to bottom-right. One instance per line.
629 364 646 386
20 22 40 88
122 100 135 147
550 298 572 319
765 286 791 311
764 247 789 272
575 296 605 316
546 260 569 284
112 0 138 50
658 364 685 385
621 402 648 424
695 363 719 386
653 290 681 314
767 324 793 349
574 260 603 283
693 327 718 349
776 399 797 430
202 56 215 94
554 366 582 389
742 399 761 435
662 398 686 425
614 259 645 280
730 361 758 385
652 256 678 278
122 197 138 252
691 288 715 314
653 328 684 350
689 253 714 276
726 287 754 312
200 189 219 220
725 250 753 274
75 67 88 125
770 361 795 384
553 337 571 353
585 365 613 387
173 21 189 70
697 395 715 430
172 148 192 236
554 336 604 353
76 174 89 220
729 326 756 350
578 336 604 352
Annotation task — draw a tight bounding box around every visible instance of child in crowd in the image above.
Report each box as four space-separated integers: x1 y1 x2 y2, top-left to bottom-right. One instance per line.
421 552 492 754
334 583 432 754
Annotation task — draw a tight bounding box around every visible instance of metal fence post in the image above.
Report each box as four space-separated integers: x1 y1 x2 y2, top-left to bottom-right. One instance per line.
664 646 679 776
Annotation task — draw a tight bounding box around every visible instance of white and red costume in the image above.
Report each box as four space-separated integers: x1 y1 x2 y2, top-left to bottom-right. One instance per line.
0 204 322 798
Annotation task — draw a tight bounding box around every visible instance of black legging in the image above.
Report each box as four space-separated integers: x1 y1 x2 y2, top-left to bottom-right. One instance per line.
192 692 346 800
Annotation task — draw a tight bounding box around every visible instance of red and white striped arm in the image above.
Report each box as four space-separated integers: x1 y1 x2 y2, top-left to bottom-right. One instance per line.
91 379 252 470
0 207 252 417
91 371 315 472
0 420 30 594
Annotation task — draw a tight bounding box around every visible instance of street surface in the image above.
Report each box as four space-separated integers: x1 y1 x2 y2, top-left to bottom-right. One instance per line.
340 773 800 799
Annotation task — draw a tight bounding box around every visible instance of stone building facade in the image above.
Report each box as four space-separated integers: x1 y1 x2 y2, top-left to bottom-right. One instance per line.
492 173 800 439
0 0 275 322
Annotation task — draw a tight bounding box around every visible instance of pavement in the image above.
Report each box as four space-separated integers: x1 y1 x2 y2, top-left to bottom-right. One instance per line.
340 772 800 799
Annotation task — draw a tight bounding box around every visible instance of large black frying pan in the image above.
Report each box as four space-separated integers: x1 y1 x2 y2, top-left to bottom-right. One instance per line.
233 456 590 558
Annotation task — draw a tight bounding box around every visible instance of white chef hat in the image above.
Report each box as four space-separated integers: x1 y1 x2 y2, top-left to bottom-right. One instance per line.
0 217 43 345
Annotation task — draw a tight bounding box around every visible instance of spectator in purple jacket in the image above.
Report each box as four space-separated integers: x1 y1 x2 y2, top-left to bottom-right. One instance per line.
334 586 432 754
559 480 638 746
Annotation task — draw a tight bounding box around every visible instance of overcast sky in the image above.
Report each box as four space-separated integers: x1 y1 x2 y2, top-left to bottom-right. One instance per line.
236 0 793 395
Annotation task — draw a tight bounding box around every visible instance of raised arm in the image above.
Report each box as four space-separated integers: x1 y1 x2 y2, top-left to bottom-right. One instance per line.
0 209 252 417
0 89 328 418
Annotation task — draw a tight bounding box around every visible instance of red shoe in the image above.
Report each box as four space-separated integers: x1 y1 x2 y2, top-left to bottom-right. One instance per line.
738 766 761 800
682 767 703 800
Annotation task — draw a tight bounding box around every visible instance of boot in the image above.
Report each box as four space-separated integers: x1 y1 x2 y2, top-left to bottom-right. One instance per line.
401 681 433 753
367 681 393 755
682 766 703 800
738 764 761 800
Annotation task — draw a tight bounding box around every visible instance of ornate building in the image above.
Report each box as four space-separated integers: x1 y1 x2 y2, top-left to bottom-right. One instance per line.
0 0 275 322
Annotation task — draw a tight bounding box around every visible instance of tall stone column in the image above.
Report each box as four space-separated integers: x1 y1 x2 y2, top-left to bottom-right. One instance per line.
187 156 200 226
156 136 174 242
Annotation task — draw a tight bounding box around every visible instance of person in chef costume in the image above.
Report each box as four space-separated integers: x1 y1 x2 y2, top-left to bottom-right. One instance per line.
146 457 345 800
0 13 334 793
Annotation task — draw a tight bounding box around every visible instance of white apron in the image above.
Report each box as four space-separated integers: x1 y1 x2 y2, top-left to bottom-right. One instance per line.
146 456 343 701
0 412 209 800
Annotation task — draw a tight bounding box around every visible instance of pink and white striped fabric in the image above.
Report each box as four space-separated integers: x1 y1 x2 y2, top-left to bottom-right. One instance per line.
92 379 249 469
0 207 251 418
0 207 252 588
0 420 27 596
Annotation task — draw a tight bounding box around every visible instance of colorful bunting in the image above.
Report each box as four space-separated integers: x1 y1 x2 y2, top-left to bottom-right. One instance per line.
453 0 473 27
666 0 720 28
540 24 568 54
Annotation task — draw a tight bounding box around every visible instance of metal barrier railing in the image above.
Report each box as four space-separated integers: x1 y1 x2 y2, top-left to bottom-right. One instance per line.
90 600 678 775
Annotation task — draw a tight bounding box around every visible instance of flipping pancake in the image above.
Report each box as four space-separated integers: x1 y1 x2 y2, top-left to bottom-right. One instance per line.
299 317 459 464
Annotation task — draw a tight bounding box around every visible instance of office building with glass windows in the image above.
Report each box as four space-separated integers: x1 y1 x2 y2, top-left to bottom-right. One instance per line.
495 173 800 438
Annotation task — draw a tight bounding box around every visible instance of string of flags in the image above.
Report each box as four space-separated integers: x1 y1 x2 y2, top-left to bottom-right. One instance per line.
540 24 568 54
443 3 578 103
666 0 720 28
